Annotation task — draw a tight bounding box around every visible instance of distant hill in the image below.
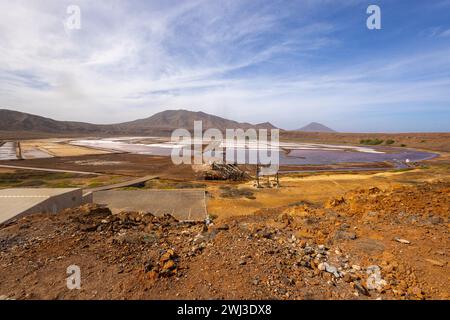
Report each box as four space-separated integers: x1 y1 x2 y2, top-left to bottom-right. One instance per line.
0 109 109 134
296 122 336 133
0 109 278 136
118 109 277 132
255 122 278 130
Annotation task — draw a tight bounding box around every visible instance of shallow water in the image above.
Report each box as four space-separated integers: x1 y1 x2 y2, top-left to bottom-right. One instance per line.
285 148 436 165
0 142 18 160
70 138 438 166
70 139 176 156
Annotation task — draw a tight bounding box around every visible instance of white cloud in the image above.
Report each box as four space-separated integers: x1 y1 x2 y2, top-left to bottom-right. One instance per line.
440 29 450 37
0 0 449 132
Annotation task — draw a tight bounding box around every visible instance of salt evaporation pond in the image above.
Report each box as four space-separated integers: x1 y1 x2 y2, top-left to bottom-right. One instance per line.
0 142 18 160
70 137 438 167
70 138 176 156
284 148 436 165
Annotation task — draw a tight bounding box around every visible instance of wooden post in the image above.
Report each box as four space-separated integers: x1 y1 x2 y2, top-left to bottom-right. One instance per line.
222 147 226 164
256 164 260 188
276 172 280 188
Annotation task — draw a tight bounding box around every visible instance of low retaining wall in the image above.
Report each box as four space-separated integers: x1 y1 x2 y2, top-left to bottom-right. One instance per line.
0 188 87 224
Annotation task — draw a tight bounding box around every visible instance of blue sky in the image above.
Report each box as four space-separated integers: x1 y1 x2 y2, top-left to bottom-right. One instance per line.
0 0 449 132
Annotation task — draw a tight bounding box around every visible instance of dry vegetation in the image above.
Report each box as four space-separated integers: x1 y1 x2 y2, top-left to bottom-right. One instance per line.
281 132 450 153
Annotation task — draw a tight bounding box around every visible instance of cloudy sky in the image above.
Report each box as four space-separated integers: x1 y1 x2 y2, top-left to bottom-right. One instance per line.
0 0 449 132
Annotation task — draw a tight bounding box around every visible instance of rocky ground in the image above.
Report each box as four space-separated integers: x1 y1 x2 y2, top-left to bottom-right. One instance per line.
0 181 448 300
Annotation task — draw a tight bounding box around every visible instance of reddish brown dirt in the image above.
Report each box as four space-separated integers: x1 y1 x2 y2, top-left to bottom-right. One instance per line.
1 154 196 179
0 181 448 300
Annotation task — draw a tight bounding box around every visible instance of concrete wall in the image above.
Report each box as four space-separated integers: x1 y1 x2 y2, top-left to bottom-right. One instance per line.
82 192 93 204
93 189 207 221
0 188 88 224
24 189 84 216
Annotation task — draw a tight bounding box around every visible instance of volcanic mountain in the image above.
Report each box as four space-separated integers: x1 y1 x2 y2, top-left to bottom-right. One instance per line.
0 109 278 136
296 122 336 133
117 110 277 132
0 109 105 134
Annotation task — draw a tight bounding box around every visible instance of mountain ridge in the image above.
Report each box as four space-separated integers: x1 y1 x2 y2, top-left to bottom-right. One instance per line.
0 108 278 136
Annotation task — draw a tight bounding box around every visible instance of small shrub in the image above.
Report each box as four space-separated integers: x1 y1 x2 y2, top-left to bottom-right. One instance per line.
87 182 103 188
208 213 218 220
220 186 254 199
360 139 384 145
48 182 79 188
17 179 45 187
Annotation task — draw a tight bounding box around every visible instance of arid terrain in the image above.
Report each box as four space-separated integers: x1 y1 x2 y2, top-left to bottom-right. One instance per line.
281 131 450 153
0 179 448 300
1 0 450 305
0 141 449 300
0 121 449 300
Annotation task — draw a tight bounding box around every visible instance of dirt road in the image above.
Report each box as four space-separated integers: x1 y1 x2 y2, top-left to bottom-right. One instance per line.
0 164 102 175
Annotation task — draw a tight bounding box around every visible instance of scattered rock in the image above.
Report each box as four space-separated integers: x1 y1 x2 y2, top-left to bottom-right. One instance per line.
157 249 178 277
353 282 370 296
1 181 448 300
429 216 443 225
343 273 353 283
254 228 274 240
144 259 156 273
326 197 345 208
409 286 424 298
366 265 387 291
79 224 99 232
217 224 230 231
394 237 410 244
352 265 361 271
366 265 381 273
161 260 176 271
425 259 445 267
317 262 341 278
334 230 357 241
160 249 176 263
